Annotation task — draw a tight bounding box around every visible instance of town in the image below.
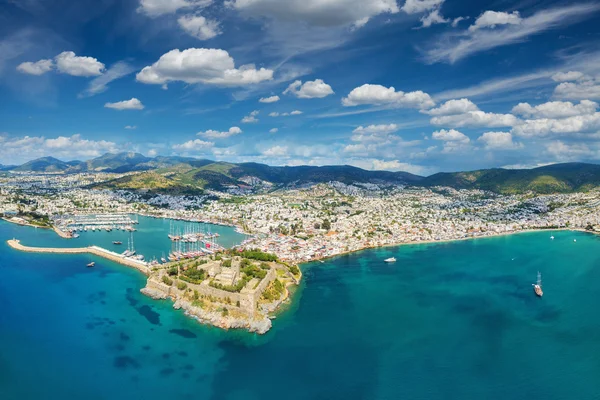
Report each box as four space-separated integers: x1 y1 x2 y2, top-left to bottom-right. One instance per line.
2 171 600 264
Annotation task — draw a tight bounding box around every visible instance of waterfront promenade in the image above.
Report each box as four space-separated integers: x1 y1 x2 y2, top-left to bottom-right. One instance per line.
6 240 151 275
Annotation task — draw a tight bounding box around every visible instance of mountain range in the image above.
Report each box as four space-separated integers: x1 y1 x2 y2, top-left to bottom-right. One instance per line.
4 152 600 195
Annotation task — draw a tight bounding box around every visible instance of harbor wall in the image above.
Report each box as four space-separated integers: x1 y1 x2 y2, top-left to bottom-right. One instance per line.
6 240 151 275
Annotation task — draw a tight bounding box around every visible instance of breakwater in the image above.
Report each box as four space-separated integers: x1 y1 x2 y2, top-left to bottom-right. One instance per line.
6 240 150 275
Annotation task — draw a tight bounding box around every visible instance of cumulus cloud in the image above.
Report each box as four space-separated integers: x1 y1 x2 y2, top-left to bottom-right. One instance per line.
477 131 522 150
178 14 221 40
545 140 599 161
227 0 399 28
553 80 600 100
512 113 600 137
284 79 334 99
259 95 280 103
432 128 469 143
269 128 278 133
512 100 598 119
402 0 444 14
425 98 479 116
431 110 518 128
468 11 521 32
371 159 428 175
16 59 54 75
342 84 435 109
262 145 288 157
552 71 586 82
55 51 105 77
241 110 259 123
173 139 215 152
104 98 145 111
424 4 600 64
351 124 400 142
136 48 273 86
137 0 212 17
197 126 243 139
0 134 118 162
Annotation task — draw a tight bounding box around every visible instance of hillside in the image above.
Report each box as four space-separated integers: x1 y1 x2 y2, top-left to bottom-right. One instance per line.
423 163 600 194
11 157 78 173
92 171 205 195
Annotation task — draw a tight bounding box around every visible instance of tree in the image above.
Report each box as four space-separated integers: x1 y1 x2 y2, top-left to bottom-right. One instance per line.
322 219 331 231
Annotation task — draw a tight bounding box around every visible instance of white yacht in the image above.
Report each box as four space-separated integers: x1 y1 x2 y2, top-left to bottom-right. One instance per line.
384 257 396 263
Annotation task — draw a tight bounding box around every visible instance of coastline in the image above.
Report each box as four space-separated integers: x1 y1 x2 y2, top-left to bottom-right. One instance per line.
301 227 588 264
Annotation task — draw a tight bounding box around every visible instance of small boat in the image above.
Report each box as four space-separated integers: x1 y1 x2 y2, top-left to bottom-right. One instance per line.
550 236 554 240
533 271 543 297
113 241 122 245
384 257 397 263
87 262 95 268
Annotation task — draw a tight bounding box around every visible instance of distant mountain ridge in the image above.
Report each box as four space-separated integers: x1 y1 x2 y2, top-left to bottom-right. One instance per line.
4 153 600 194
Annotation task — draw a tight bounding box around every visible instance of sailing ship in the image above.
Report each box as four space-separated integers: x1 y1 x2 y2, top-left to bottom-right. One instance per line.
533 271 543 297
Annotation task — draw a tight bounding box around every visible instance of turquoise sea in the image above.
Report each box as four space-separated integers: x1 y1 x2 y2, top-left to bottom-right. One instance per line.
1 219 600 399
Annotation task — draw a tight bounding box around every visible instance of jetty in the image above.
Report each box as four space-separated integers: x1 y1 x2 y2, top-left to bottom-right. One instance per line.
6 239 150 275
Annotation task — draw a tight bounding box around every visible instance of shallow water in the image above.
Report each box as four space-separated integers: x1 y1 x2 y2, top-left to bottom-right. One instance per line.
1 220 599 399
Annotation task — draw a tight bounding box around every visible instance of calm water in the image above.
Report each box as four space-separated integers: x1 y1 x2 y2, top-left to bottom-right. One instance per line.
12 215 247 261
1 220 600 400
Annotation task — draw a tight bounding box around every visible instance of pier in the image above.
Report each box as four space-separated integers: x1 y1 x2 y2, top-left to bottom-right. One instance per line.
6 239 151 275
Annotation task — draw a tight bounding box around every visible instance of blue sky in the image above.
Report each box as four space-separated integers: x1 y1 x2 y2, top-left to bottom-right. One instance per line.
2 0 600 175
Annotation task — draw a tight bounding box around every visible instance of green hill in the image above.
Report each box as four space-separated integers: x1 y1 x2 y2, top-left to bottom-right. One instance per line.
423 163 600 194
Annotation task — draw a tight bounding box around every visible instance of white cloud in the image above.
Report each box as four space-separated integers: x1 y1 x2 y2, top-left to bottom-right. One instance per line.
173 139 215 151
553 80 600 100
227 0 399 28
420 9 448 28
137 0 212 17
80 61 136 97
512 113 600 137
284 79 334 99
0 134 118 162
147 149 158 157
16 59 54 75
342 84 435 109
55 51 105 77
178 15 221 40
432 128 469 143
371 159 427 175
425 98 479 115
477 131 522 150
402 0 444 14
424 4 600 64
125 125 137 130
262 145 288 157
136 48 274 86
269 128 278 133
431 110 518 128
545 140 599 161
242 110 259 123
197 126 243 139
259 95 280 103
468 11 521 32
353 124 399 135
552 71 586 82
269 110 303 117
512 100 598 119
451 16 467 27
104 98 145 111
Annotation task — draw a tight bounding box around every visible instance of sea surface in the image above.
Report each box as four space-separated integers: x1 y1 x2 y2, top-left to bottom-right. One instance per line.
1 220 600 400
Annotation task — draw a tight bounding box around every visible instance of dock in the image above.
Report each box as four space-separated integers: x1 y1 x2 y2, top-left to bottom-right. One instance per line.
6 239 151 275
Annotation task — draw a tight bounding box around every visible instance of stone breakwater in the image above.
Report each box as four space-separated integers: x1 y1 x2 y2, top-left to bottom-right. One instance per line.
6 240 150 275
